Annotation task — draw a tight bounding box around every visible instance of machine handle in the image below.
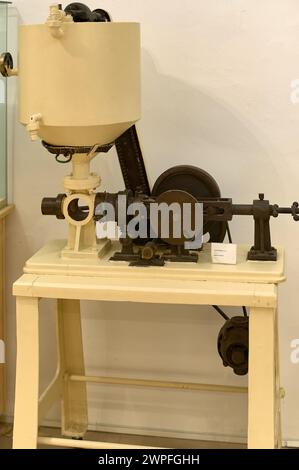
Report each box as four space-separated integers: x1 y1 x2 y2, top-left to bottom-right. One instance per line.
271 201 299 221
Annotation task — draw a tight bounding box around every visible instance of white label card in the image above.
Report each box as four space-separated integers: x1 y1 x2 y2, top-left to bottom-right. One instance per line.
211 243 237 265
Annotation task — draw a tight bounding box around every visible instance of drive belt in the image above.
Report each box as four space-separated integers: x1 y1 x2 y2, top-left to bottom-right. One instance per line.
115 125 151 195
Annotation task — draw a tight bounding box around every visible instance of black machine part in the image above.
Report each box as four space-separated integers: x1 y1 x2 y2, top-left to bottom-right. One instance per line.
217 316 249 376
115 126 151 196
42 141 113 164
41 193 65 219
64 3 111 22
42 187 299 261
0 52 13 77
152 166 227 243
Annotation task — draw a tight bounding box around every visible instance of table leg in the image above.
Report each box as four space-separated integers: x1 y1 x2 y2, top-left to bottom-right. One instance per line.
248 306 279 449
57 299 88 438
275 309 282 448
13 297 39 449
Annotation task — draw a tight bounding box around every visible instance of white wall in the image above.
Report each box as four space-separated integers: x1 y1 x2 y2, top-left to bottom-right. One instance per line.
4 0 299 443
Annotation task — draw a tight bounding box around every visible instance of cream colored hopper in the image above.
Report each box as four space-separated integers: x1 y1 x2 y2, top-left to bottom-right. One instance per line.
18 21 140 146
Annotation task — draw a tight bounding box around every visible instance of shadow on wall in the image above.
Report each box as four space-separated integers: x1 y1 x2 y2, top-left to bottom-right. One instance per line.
137 49 277 199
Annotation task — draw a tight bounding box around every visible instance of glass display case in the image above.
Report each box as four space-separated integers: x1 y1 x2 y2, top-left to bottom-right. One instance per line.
0 2 9 209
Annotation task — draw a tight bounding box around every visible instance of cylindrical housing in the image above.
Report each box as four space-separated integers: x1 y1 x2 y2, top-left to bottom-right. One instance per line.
18 21 140 146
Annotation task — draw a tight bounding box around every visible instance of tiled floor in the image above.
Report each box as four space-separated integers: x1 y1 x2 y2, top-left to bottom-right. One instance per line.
0 424 245 449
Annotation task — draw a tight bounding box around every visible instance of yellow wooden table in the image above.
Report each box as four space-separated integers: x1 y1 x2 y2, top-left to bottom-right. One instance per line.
12 240 285 449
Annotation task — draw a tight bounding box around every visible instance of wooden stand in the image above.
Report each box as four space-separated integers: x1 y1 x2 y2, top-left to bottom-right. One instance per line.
0 205 14 416
12 240 285 449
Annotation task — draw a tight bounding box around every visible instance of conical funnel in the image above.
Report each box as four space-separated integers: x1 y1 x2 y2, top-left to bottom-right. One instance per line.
18 20 140 146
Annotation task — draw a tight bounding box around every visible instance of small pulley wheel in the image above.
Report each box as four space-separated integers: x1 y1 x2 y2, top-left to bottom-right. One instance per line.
92 9 111 22
0 52 13 77
65 3 111 22
217 316 249 376
152 165 227 243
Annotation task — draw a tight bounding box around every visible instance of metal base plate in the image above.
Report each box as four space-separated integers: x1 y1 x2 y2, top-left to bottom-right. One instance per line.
247 247 277 262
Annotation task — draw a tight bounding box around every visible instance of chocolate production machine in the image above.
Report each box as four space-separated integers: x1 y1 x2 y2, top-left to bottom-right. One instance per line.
1 2 298 376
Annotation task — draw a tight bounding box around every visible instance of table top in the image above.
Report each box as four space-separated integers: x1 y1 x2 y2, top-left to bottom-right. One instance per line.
12 240 284 307
23 239 285 284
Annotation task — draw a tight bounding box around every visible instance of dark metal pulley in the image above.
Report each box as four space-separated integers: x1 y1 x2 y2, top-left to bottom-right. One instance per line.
217 316 249 376
152 165 227 243
0 52 14 77
64 3 111 22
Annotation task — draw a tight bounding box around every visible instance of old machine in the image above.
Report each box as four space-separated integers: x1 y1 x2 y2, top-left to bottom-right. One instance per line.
1 2 298 376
